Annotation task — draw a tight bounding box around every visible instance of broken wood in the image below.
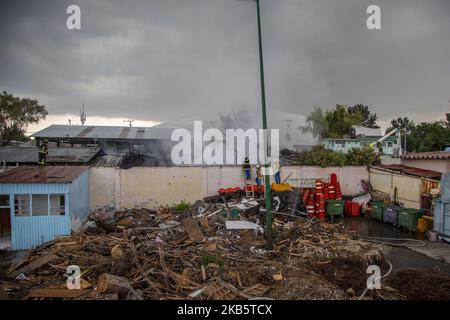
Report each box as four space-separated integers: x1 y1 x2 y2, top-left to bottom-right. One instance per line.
183 217 205 241
0 286 9 300
7 253 57 278
97 274 131 295
111 244 124 260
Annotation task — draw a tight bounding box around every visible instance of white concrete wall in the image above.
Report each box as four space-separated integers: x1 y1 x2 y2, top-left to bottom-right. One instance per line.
90 166 369 210
369 167 422 209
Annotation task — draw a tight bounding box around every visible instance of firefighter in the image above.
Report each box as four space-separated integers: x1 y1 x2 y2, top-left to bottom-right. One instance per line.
255 165 263 186
38 139 48 166
273 159 281 184
376 141 384 155
242 157 251 180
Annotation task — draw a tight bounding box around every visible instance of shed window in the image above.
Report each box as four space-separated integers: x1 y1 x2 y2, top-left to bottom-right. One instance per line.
334 141 346 148
32 195 48 216
14 195 31 216
50 195 66 216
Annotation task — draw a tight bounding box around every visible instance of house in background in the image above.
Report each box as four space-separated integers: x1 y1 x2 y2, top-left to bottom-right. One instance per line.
323 125 400 155
0 166 90 250
400 151 450 173
323 136 399 155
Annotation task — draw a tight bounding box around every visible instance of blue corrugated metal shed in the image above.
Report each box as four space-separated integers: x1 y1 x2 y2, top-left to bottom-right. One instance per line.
0 166 90 250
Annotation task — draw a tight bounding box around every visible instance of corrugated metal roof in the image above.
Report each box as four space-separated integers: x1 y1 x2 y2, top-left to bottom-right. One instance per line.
91 154 124 167
400 151 450 160
32 125 174 140
0 147 101 164
376 164 441 180
0 166 89 183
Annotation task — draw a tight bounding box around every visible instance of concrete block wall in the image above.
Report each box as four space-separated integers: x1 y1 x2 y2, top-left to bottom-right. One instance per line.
90 166 369 210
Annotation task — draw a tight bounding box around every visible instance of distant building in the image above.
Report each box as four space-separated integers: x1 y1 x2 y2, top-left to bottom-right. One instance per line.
31 125 175 166
323 136 399 155
399 151 450 173
0 146 101 166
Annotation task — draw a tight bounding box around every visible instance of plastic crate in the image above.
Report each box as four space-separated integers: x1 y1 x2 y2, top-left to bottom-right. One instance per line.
326 200 345 217
397 208 424 231
383 205 401 225
371 202 387 221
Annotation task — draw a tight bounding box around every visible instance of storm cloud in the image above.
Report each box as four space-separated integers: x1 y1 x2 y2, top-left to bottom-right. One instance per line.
1 0 449 127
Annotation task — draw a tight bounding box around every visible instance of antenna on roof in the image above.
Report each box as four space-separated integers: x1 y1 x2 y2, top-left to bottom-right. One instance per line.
124 120 134 127
80 104 87 125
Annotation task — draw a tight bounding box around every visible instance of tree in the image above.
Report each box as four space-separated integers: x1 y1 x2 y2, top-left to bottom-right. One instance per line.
325 105 362 138
302 106 328 141
406 121 450 152
302 105 362 140
386 117 415 133
347 104 379 128
289 145 379 167
0 91 48 145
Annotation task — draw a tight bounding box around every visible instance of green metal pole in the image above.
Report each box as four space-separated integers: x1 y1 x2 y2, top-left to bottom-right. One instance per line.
256 0 273 250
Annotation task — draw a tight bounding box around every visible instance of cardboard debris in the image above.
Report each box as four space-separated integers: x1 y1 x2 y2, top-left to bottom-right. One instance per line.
0 202 391 300
225 220 263 231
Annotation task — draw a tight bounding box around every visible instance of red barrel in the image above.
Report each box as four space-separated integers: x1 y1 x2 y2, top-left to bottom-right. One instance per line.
331 173 338 185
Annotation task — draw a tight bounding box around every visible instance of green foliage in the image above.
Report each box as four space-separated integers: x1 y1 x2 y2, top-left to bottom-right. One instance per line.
291 145 379 167
345 146 381 166
172 200 191 212
385 117 415 134
407 121 450 152
347 104 379 128
0 91 48 145
201 253 224 271
325 105 362 138
303 105 364 140
386 116 450 152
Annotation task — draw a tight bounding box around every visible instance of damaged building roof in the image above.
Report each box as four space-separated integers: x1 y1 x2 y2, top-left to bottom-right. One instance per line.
0 147 101 165
32 125 175 141
375 164 442 180
400 151 450 160
0 166 89 183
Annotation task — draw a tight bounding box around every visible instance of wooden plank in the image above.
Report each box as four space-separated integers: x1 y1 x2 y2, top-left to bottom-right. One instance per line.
0 286 9 300
28 288 90 298
8 253 58 278
183 217 205 241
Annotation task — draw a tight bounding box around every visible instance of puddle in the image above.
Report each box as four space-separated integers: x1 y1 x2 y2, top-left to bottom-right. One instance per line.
338 217 422 240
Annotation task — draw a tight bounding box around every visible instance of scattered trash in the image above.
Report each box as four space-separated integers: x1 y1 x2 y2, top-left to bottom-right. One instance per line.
225 221 263 232
1 194 444 300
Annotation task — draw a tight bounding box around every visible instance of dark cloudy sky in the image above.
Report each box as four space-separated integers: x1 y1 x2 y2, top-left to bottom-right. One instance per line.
1 0 449 131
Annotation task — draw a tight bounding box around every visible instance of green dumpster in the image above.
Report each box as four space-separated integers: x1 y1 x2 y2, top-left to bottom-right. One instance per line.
326 200 345 217
397 208 424 231
371 201 387 221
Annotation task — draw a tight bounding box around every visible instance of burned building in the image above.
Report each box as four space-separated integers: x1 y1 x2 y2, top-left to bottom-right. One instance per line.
32 125 176 166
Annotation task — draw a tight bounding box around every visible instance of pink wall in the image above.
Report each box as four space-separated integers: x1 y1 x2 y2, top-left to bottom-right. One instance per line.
401 159 450 173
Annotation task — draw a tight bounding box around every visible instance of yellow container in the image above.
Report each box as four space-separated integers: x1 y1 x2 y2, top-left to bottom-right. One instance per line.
271 183 293 192
416 216 433 233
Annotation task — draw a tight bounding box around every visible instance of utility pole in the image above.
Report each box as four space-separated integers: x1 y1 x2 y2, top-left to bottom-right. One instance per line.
235 0 272 249
255 0 273 250
124 120 134 127
80 104 86 125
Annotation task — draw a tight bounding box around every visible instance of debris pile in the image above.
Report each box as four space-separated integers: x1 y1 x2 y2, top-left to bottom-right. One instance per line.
0 199 444 300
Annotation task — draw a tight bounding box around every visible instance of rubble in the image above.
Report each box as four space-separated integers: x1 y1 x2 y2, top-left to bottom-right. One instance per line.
1 197 444 300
